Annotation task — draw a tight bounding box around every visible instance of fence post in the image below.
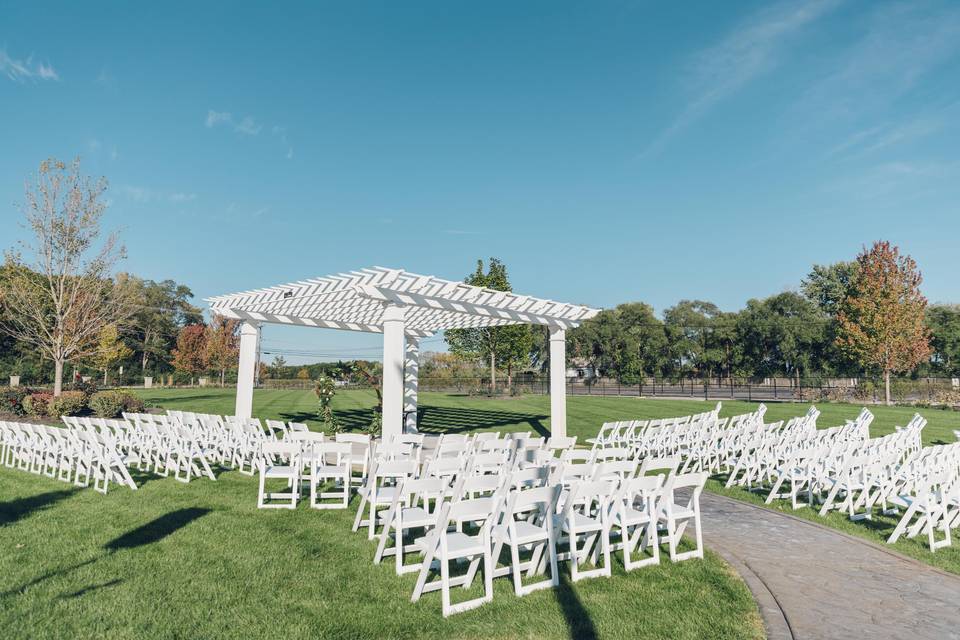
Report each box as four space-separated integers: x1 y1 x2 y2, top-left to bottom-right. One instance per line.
773 378 778 400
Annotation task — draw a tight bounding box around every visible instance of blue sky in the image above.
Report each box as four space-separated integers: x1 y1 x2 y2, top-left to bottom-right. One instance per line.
2 1 959 362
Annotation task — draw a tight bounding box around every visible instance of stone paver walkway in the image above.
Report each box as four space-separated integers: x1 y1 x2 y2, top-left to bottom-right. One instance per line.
701 493 960 640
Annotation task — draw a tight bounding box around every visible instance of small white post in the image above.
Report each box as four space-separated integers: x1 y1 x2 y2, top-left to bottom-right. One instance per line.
235 321 260 419
381 304 406 439
549 327 567 439
404 335 420 433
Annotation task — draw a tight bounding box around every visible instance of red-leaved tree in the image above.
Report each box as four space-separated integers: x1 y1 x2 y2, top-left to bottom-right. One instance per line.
836 241 931 405
205 315 239 387
171 324 208 386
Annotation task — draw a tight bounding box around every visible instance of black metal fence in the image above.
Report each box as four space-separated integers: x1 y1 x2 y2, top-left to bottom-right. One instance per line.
414 375 960 405
44 373 957 406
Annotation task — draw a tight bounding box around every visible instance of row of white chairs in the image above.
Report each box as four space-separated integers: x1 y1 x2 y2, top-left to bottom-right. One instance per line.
1 419 138 493
593 404 960 553
0 410 312 494
255 430 708 617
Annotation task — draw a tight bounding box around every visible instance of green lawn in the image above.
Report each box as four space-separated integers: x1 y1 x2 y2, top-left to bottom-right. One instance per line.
137 386 960 445
6 388 958 638
139 388 960 573
1 389 765 640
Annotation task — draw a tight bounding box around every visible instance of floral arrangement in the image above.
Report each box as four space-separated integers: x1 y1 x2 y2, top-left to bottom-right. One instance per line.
315 376 341 433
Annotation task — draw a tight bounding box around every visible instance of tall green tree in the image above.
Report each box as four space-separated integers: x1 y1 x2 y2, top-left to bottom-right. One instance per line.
663 300 720 378
129 277 202 375
445 258 533 393
570 302 667 383
926 305 960 376
801 261 858 315
836 241 931 404
736 292 826 383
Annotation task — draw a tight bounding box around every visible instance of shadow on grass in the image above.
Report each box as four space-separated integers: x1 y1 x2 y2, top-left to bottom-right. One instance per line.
58 578 123 599
280 404 551 436
0 557 98 598
0 489 77 527
555 571 598 640
105 507 212 551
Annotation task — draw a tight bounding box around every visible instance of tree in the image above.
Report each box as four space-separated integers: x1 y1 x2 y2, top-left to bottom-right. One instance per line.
569 302 667 383
205 315 239 387
95 323 133 385
171 324 208 385
0 158 133 395
927 305 960 376
296 367 310 380
445 258 533 393
270 355 287 378
736 292 826 383
129 277 202 375
801 261 858 315
663 300 721 379
836 241 932 404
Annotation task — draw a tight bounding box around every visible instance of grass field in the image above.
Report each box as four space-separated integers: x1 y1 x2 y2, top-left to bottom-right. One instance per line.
137 388 960 574
5 388 960 638
1 389 765 640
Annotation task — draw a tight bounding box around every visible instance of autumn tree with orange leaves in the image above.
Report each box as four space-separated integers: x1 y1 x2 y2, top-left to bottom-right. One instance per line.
836 241 931 405
171 324 208 386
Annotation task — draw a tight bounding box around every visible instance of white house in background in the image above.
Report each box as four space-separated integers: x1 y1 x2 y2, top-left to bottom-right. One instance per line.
207 267 599 439
567 359 598 381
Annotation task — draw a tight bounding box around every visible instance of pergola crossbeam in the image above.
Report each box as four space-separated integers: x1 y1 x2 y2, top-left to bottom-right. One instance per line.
207 266 599 438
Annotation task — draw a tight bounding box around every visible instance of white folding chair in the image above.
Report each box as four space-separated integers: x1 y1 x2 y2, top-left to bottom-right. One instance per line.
410 495 502 617
491 484 561 596
310 442 352 509
659 472 707 562
257 441 302 509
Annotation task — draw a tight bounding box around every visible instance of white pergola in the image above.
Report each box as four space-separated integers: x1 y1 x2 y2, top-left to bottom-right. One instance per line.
206 267 599 439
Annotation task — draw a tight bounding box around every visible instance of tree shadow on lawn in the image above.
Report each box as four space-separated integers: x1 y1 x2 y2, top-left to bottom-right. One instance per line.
58 578 123 599
416 406 550 436
1 508 211 600
105 507 212 551
280 405 550 436
555 570 598 640
0 489 77 527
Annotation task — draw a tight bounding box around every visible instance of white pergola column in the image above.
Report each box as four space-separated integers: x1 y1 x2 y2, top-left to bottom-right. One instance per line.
235 320 261 419
549 327 567 439
404 335 420 433
381 303 406 439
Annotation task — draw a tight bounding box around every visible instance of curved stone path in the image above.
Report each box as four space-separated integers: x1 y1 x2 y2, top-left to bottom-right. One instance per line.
701 493 960 640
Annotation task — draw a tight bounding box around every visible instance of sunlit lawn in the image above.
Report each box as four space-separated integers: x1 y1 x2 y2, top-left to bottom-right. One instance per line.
0 389 768 640
137 388 960 573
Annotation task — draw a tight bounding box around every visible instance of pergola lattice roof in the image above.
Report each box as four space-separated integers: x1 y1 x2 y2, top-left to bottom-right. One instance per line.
206 266 600 337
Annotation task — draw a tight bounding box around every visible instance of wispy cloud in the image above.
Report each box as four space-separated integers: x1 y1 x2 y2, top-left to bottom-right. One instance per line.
641 0 841 156
205 109 261 135
206 110 294 158
1 48 59 82
119 185 198 204
801 3 960 122
826 160 960 201
826 113 948 160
